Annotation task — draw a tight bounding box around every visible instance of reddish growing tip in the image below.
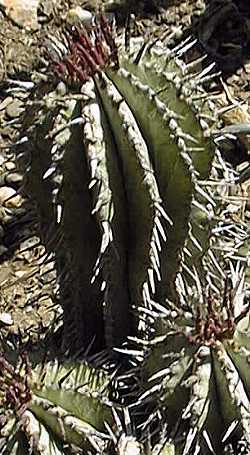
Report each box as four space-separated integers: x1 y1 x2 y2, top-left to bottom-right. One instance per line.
50 15 119 83
189 278 249 346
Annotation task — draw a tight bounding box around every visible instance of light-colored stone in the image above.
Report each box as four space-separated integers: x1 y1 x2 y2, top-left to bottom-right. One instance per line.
0 206 12 223
6 99 24 118
66 7 93 27
0 0 40 30
0 312 13 326
5 161 16 171
6 172 23 187
15 270 25 278
0 186 22 208
0 266 11 284
0 96 13 111
56 82 67 96
19 236 40 252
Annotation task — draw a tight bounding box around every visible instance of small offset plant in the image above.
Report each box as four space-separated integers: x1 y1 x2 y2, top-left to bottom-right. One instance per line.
0 15 249 455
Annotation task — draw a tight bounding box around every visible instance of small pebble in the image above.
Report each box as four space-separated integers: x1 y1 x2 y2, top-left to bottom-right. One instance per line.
56 82 67 96
0 186 22 208
0 96 13 111
25 306 33 313
19 236 39 252
0 312 13 326
0 207 13 224
0 245 8 257
6 99 24 119
5 161 16 171
0 266 11 284
66 7 93 27
6 172 23 187
15 270 25 278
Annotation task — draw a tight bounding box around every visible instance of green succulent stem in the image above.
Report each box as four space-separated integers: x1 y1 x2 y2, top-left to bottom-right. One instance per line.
2 17 249 455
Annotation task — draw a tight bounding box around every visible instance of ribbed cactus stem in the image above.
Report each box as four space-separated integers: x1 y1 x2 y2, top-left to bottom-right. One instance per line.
1 15 249 455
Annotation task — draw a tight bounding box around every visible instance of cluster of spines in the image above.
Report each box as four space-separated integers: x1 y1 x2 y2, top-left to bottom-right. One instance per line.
121 263 250 454
95 70 172 336
0 357 115 454
49 15 118 83
142 39 246 300
105 43 219 303
16 23 229 356
1 11 250 455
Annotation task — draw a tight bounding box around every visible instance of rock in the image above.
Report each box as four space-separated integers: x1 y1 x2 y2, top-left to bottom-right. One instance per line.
56 82 67 96
5 161 16 171
6 99 24 119
0 312 13 326
19 236 40 252
66 7 93 27
0 266 11 284
25 305 33 313
0 0 40 30
0 96 13 111
17 235 41 259
0 186 22 208
0 206 13 224
6 172 23 187
15 270 25 278
0 245 8 257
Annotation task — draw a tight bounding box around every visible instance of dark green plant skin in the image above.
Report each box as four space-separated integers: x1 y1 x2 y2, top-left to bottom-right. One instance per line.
2 18 248 455
19 88 106 354
0 356 114 454
137 322 250 454
17 25 219 354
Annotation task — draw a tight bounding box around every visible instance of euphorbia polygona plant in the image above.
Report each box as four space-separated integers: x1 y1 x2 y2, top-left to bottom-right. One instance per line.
1 15 249 455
